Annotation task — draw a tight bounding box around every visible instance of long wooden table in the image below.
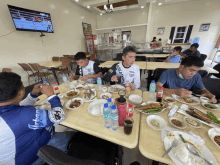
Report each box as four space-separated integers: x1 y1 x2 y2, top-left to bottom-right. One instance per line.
40 61 62 85
36 84 141 149
99 61 146 69
139 91 220 164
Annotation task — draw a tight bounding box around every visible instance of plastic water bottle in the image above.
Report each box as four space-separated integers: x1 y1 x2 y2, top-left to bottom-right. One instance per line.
97 75 102 92
103 103 111 129
62 73 70 89
43 79 49 85
110 105 118 131
107 98 113 109
149 80 156 100
52 82 60 95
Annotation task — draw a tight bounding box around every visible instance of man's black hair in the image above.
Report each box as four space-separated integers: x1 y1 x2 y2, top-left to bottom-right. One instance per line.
122 46 137 57
0 72 23 102
181 56 204 68
75 52 87 61
174 46 182 53
190 43 199 49
158 38 162 41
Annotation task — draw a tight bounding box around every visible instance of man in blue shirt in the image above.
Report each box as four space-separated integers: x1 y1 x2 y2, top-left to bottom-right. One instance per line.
181 43 201 57
156 56 216 103
165 46 182 63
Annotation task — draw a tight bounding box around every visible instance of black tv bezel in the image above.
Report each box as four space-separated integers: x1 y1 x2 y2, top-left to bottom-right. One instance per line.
7 4 54 33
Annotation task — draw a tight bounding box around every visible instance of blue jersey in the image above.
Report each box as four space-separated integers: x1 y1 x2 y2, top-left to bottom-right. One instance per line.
0 93 65 165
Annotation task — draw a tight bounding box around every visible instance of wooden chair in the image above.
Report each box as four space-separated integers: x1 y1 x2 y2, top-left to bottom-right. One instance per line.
18 63 37 85
28 63 52 82
2 68 12 72
90 54 96 61
58 61 72 76
52 57 60 61
63 55 70 59
60 57 68 61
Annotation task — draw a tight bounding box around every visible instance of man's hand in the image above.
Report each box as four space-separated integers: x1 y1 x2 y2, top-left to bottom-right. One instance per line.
170 52 176 56
31 84 42 96
129 83 135 90
202 93 217 103
174 88 192 97
111 75 118 82
41 84 55 97
68 76 79 81
81 75 90 81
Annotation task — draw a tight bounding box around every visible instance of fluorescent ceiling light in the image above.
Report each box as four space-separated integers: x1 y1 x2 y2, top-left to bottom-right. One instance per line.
87 6 90 8
141 6 144 8
158 3 162 5
75 0 79 2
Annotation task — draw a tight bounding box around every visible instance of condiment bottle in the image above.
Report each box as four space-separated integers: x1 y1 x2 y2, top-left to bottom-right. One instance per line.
156 87 164 102
125 81 131 98
117 90 127 126
127 104 134 117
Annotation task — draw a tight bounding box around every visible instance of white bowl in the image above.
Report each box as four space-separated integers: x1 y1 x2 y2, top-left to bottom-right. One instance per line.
65 98 84 110
200 96 209 103
83 89 97 102
146 115 167 130
168 116 187 129
208 128 220 148
183 116 202 128
129 94 143 104
70 80 77 86
64 90 80 98
102 87 108 92
88 99 107 116
100 93 112 100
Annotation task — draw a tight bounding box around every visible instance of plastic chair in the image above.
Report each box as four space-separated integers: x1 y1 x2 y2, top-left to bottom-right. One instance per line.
212 63 220 78
18 63 37 85
52 57 60 61
200 54 207 62
198 70 208 77
60 57 68 61
2 68 12 72
58 60 72 76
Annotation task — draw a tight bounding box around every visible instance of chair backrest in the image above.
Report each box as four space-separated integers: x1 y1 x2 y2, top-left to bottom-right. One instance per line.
28 63 42 72
116 53 123 60
69 55 75 60
213 63 220 72
60 57 68 61
52 57 60 61
85 52 90 55
18 63 33 72
153 68 168 82
62 60 70 69
2 68 12 72
63 55 70 58
198 70 208 77
136 52 143 54
200 54 207 61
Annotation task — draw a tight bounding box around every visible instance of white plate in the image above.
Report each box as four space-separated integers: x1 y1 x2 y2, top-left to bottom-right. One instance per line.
65 98 84 110
146 115 167 130
83 89 97 102
84 84 94 89
135 101 170 115
88 99 107 116
164 97 176 105
200 96 209 103
75 84 84 90
208 128 220 148
100 93 112 100
129 94 143 104
109 85 125 93
201 102 219 111
164 131 217 165
40 100 64 110
175 96 200 105
183 116 202 128
64 90 80 98
168 117 187 129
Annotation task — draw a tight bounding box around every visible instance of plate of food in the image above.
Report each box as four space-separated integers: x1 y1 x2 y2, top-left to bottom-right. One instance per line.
100 93 112 100
146 115 167 130
64 90 80 98
40 100 64 110
134 102 169 115
208 128 220 148
75 84 84 90
84 84 94 89
129 95 143 104
65 98 84 110
164 131 217 165
164 97 176 105
109 85 125 93
88 99 107 116
183 116 202 128
201 102 219 111
83 89 97 102
168 116 187 129
175 96 200 105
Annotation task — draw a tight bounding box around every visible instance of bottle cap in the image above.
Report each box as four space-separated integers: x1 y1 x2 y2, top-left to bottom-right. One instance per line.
97 75 100 78
129 104 133 108
104 103 108 108
152 80 155 83
62 73 65 75
160 87 164 90
112 105 116 109
107 98 112 102
53 82 56 84
118 95 126 103
43 79 46 82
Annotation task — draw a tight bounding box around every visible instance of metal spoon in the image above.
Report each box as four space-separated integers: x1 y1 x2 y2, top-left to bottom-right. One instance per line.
162 140 179 158
187 144 212 165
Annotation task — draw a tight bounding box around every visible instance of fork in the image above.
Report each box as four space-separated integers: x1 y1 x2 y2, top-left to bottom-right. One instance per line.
162 139 179 158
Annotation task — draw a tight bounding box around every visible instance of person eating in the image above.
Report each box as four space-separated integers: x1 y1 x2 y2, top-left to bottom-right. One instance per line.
68 52 102 84
180 43 201 57
0 72 71 165
103 46 140 90
165 46 182 63
156 56 217 103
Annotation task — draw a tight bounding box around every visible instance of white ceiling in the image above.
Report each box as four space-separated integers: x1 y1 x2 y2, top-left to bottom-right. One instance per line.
72 0 191 14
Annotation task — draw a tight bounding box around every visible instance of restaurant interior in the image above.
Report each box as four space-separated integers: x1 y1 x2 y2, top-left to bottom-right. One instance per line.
1 0 220 165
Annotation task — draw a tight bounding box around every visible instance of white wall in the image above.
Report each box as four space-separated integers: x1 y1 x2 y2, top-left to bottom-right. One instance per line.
0 0 96 86
149 0 220 59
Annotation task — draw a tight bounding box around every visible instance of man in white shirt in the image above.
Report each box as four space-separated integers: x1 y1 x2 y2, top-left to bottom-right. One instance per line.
103 46 141 90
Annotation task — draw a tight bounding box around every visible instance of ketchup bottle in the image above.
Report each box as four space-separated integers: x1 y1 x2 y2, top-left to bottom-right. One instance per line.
117 90 127 126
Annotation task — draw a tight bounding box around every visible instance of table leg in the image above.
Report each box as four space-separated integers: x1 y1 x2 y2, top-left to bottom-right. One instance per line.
52 68 59 85
118 145 123 165
147 70 153 91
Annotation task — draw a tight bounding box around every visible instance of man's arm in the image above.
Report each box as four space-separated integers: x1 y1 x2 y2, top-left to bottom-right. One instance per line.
68 66 80 81
180 52 188 57
199 88 217 103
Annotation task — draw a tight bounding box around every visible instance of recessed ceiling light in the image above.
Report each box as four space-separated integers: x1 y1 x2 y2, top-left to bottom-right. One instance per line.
158 3 162 5
75 0 79 2
87 6 90 8
100 13 102 15
141 6 144 8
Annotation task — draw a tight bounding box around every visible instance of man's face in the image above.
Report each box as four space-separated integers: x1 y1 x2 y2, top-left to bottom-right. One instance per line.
179 65 201 79
189 46 197 53
122 52 136 66
173 49 180 55
77 59 88 68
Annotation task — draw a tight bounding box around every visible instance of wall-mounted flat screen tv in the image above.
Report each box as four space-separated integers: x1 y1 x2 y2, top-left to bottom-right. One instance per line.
8 5 54 33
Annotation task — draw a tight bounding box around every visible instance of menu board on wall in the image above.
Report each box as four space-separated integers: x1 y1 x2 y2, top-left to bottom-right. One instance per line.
82 22 92 36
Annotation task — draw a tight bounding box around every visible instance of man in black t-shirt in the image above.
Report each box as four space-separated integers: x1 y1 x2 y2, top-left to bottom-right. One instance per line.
68 52 102 84
180 43 201 58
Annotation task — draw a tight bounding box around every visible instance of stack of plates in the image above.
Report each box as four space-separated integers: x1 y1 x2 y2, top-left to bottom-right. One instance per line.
129 95 143 104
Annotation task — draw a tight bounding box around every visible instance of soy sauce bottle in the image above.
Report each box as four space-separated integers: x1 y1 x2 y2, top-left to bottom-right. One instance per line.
156 87 164 102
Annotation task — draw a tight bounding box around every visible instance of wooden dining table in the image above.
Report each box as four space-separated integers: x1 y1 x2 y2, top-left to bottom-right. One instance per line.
139 91 220 165
99 61 146 70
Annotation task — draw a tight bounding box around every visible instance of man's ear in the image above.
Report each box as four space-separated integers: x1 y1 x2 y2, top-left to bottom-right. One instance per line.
18 88 25 98
179 65 184 71
122 55 125 61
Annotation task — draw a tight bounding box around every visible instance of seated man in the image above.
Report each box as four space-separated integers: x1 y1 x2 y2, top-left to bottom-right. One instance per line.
165 46 182 63
156 56 216 103
180 43 201 58
103 46 140 90
0 72 69 165
68 52 102 84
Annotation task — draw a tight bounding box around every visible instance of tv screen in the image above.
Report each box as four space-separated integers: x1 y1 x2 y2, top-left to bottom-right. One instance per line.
8 5 54 33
